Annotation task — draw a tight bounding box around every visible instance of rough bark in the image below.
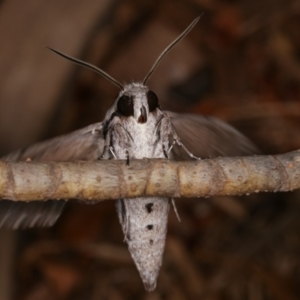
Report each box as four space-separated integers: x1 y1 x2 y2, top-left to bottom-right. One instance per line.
0 150 299 202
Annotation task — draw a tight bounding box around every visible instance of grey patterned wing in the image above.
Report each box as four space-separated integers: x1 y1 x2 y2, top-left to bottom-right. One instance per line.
3 122 104 162
0 200 65 229
0 122 104 229
167 112 259 159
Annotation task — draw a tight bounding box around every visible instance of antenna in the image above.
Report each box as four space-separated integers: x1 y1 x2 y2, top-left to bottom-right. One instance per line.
46 46 124 90
143 15 202 85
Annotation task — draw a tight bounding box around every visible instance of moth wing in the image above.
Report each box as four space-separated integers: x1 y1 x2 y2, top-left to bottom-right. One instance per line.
0 122 104 229
0 200 66 229
2 122 104 161
167 111 259 159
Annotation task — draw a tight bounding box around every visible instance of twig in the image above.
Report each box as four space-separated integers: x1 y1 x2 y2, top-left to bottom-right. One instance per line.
0 150 299 202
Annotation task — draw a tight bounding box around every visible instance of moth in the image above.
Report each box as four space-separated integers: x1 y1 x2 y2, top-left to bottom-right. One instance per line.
0 17 258 291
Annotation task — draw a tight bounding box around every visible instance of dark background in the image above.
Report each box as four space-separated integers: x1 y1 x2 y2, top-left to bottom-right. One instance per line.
0 0 300 299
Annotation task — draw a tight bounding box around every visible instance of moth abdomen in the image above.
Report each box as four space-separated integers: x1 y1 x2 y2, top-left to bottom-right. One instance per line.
116 197 170 291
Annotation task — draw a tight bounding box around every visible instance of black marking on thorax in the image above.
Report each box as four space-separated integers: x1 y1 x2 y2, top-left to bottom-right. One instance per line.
103 112 119 138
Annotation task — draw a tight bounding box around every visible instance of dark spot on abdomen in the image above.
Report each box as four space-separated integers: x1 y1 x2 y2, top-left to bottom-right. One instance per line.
149 239 153 245
147 224 153 230
145 203 153 213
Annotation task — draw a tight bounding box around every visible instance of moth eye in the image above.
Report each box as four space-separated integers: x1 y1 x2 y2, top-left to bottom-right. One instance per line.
147 90 158 112
117 95 134 117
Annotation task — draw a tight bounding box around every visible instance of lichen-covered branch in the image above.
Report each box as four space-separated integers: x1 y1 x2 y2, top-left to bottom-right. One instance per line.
0 150 299 202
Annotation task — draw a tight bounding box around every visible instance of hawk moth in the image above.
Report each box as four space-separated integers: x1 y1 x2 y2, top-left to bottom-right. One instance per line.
0 17 258 291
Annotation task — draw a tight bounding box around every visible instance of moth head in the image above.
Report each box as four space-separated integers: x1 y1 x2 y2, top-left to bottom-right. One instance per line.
116 83 159 124
46 16 201 123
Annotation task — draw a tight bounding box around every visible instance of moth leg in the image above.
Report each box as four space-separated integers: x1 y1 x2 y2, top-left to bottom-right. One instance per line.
167 117 201 160
173 136 201 160
123 200 131 242
100 131 112 159
111 123 133 149
120 151 131 240
101 123 132 159
159 112 201 160
162 144 169 159
154 115 172 156
154 115 164 139
90 128 100 135
171 198 181 222
126 150 130 166
100 142 114 160
109 146 117 159
108 124 131 161
119 199 130 242
167 140 176 154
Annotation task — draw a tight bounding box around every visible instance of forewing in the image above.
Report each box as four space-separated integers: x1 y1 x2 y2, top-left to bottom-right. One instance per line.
3 122 104 161
0 200 66 229
0 122 104 229
167 112 259 159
